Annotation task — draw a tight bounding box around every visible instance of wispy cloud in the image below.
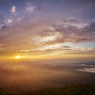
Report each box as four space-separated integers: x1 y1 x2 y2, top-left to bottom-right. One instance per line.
50 21 95 44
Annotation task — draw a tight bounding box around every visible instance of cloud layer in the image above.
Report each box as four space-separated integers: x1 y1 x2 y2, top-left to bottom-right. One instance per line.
0 16 95 58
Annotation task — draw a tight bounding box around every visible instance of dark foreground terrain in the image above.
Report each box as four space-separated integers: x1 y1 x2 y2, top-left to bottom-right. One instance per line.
0 84 95 95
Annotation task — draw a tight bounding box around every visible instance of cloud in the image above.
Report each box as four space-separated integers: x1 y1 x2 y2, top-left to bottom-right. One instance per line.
78 67 95 73
62 17 88 28
0 15 48 56
19 44 71 56
8 19 13 23
32 21 94 47
50 21 95 44
0 14 95 57
10 6 16 14
26 3 35 12
19 43 95 56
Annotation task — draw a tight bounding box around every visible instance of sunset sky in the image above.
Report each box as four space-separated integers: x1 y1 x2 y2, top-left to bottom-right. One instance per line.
0 0 95 61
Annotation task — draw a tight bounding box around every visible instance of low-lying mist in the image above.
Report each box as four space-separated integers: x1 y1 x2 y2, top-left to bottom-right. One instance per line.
0 59 95 90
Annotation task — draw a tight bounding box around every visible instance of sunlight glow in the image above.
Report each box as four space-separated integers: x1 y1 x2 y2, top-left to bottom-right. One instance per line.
16 56 20 59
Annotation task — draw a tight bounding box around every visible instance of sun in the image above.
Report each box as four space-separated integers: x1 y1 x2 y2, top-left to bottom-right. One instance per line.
16 56 20 59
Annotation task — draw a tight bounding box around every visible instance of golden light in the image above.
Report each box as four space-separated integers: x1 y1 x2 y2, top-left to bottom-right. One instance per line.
16 56 20 59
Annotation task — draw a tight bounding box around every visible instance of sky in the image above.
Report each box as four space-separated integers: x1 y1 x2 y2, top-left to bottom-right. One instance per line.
0 0 95 61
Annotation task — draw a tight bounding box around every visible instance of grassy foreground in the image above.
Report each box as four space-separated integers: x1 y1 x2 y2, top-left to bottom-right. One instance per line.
0 84 95 95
